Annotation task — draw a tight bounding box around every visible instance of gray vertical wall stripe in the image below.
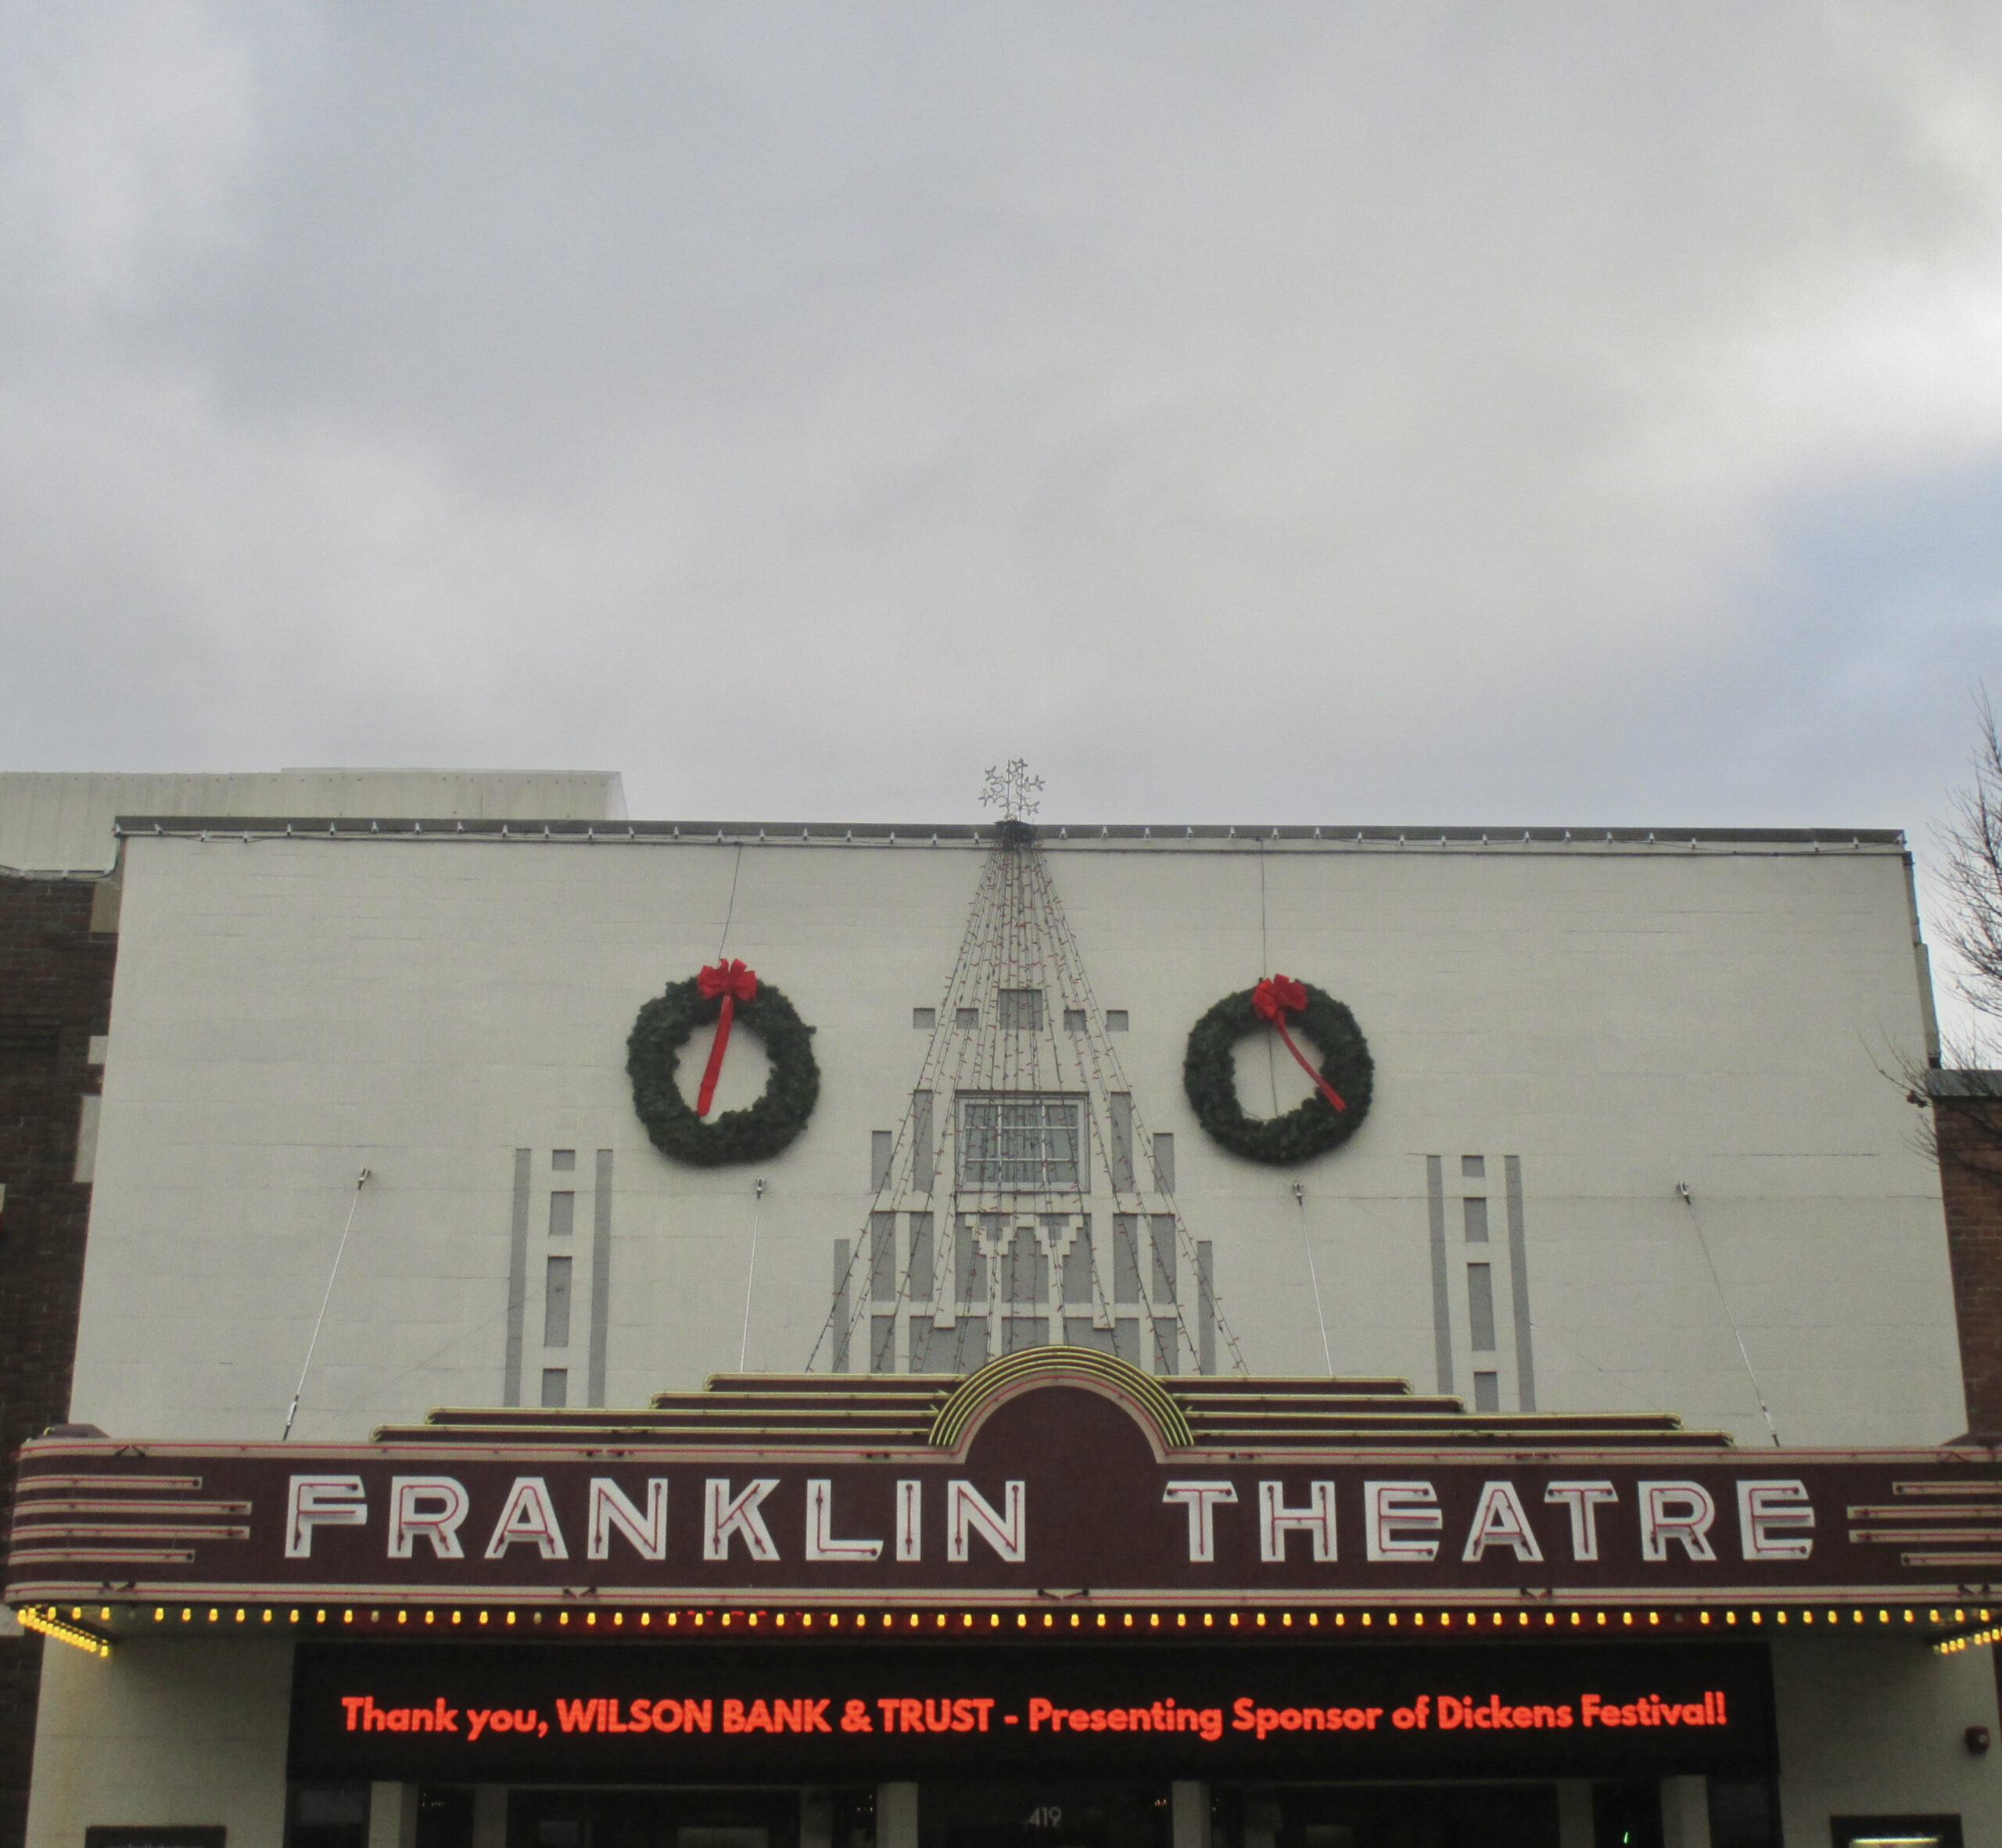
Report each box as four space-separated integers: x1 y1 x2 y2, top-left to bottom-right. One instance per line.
870 1212 897 1301
955 1216 988 1303
1426 1154 1453 1395
1466 1262 1496 1351
544 1255 574 1347
1006 1225 1048 1304
1197 1241 1215 1377
912 1093 935 1194
1061 1229 1094 1306
1113 1215 1141 1304
1505 1154 1537 1411
1109 1093 1135 1190
503 1148 532 1407
832 1239 852 1373
1150 1215 1177 1301
587 1149 613 1408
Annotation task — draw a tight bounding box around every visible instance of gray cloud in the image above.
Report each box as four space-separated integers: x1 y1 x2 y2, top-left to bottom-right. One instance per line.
2 2 1999 953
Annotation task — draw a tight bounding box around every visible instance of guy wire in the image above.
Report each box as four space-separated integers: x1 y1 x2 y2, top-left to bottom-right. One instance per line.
282 1168 372 1441
716 841 744 959
1677 1182 1781 1446
1293 1181 1333 1375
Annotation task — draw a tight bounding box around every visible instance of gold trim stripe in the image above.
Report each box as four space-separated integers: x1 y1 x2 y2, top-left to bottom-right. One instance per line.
928 1346 1193 1450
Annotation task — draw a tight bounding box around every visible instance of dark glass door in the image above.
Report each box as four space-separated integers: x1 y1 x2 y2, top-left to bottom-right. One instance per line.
1215 1784 1561 1848
508 1789 805 1848
918 1782 1171 1848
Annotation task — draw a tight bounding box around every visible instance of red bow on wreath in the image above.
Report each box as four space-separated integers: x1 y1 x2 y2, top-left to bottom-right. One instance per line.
1252 973 1347 1112
694 959 759 1118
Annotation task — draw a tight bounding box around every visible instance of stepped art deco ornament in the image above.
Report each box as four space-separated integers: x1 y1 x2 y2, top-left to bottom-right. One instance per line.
813 761 1250 1377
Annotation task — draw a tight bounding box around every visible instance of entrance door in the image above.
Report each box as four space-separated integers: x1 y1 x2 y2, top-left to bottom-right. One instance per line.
918 1783 1171 1848
1215 1785 1560 1848
508 1789 804 1848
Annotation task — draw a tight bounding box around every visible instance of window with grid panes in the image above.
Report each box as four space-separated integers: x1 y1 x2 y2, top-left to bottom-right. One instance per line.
957 1095 1085 1192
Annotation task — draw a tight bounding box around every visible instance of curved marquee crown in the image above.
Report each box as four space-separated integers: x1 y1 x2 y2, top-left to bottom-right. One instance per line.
929 1347 1194 1451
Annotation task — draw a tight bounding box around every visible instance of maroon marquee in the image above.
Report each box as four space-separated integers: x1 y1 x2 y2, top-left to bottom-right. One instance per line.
9 1350 2002 1625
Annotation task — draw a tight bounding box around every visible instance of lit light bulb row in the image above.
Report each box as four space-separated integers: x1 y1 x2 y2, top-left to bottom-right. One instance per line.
15 1599 2002 1647
16 1606 112 1658
1934 1622 2002 1656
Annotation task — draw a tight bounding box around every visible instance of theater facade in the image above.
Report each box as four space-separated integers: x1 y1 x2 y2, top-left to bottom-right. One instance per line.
5 801 1997 1848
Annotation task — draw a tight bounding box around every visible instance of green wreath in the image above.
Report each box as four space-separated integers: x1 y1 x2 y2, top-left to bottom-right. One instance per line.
1182 981 1374 1164
627 976 820 1166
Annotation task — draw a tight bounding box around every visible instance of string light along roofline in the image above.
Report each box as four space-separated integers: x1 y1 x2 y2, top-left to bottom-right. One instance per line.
108 815 1903 854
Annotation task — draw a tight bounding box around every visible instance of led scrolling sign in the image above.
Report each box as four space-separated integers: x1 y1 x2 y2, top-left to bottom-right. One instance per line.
288 1642 1780 1781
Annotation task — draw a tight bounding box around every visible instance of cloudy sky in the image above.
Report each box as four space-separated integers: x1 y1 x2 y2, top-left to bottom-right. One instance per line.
2 4 1998 878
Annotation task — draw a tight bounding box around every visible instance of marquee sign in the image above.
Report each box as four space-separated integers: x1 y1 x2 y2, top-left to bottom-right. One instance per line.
9 1358 2002 1610
288 1641 1778 1781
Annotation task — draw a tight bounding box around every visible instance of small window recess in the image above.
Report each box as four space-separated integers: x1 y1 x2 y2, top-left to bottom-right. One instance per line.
997 989 1045 1031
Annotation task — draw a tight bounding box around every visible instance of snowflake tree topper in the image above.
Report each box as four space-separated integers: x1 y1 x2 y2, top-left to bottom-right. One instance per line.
981 759 1044 824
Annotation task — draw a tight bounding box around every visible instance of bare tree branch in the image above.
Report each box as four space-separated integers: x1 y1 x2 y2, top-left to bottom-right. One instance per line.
1938 685 2002 1030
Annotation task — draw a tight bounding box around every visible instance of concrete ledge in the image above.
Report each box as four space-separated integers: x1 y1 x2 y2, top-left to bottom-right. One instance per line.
1928 1070 2002 1100
109 815 1911 852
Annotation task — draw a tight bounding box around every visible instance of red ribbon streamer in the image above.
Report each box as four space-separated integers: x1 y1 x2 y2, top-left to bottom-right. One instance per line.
1252 974 1347 1112
694 959 759 1118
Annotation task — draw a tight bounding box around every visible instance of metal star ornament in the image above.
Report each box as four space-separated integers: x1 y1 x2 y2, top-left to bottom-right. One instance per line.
980 759 1044 824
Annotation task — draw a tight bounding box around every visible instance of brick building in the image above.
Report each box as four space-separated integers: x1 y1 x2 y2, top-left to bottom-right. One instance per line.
1932 1071 2002 1437
0 870 113 1848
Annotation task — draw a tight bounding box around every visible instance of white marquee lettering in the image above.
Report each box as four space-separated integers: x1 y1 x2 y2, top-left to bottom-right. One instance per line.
1162 1481 1239 1563
946 1480 1026 1563
285 1475 367 1559
1544 1481 1618 1561
1258 1481 1336 1563
1365 1480 1441 1562
1462 1480 1543 1563
895 1480 922 1562
586 1478 668 1562
388 1476 469 1559
1736 1478 1815 1561
704 1478 780 1562
805 1479 883 1562
1640 1480 1718 1563
484 1477 569 1560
